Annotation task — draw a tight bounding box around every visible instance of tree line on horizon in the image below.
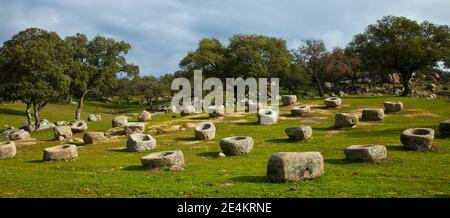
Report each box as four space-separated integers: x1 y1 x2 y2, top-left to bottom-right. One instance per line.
0 15 449 130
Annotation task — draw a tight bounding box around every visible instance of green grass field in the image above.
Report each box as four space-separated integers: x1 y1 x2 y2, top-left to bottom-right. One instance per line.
0 96 449 198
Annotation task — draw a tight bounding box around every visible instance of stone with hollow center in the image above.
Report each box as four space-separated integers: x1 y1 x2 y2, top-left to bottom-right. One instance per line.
291 105 310 116
207 105 225 117
285 126 312 141
384 101 403 113
281 95 297 105
71 120 88 133
220 136 254 156
0 141 16 159
43 144 78 161
335 113 359 128
127 133 157 152
267 152 324 182
257 109 278 125
194 122 216 140
400 128 434 151
439 120 450 136
324 97 342 108
141 150 184 171
54 126 72 141
362 108 385 121
83 132 105 144
112 116 128 127
344 144 387 162
124 122 145 135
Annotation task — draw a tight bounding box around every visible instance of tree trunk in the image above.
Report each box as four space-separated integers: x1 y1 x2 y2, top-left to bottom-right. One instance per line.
32 100 46 131
400 72 412 97
75 92 87 121
314 76 324 97
25 101 33 125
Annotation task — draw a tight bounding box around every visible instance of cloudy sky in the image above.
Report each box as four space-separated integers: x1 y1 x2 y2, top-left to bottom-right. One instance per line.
1 0 449 76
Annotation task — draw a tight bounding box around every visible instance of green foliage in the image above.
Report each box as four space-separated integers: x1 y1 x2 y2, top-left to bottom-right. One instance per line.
347 16 450 96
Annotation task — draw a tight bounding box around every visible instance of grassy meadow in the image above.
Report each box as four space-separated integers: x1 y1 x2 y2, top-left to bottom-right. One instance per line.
0 96 449 198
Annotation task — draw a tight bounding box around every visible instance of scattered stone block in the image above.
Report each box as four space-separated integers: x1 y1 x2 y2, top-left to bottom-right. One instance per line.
43 144 78 161
71 120 88 133
141 150 184 171
83 132 105 144
257 109 278 125
127 133 157 152
88 114 102 122
207 105 225 117
9 129 30 141
335 113 359 128
291 105 310 116
0 141 16 159
54 126 72 141
220 136 254 156
180 105 196 116
285 126 312 141
138 110 152 121
124 122 145 135
384 101 403 113
344 144 387 162
267 152 324 182
281 95 297 105
362 108 385 121
401 128 434 151
324 97 342 108
112 116 128 127
194 122 216 140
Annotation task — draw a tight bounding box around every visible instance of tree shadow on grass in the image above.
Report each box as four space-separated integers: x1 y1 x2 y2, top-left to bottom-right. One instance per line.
122 165 145 171
107 148 129 153
230 175 269 184
197 151 220 159
324 158 354 165
26 160 44 163
0 108 25 116
235 121 259 126
265 138 301 144
175 137 198 142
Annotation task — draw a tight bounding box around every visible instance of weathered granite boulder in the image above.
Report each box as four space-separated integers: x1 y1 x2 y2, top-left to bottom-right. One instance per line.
267 152 324 182
207 105 225 117
55 121 69 126
43 144 78 161
384 101 403 113
71 120 88 133
257 109 278 125
194 122 216 140
112 116 128 127
124 122 145 135
439 120 450 137
291 105 310 116
324 97 342 108
54 126 72 141
19 119 55 132
87 114 102 122
220 136 254 156
83 132 105 144
0 127 17 139
141 150 184 171
335 113 359 128
9 129 30 141
281 95 297 105
180 105 196 116
362 108 385 121
285 126 312 141
127 133 157 152
344 144 387 162
400 128 434 151
0 141 16 159
138 110 152 121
